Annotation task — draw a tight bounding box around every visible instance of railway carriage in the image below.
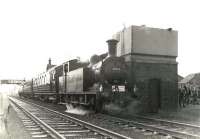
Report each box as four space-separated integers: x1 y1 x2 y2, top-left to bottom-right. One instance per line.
31 67 57 101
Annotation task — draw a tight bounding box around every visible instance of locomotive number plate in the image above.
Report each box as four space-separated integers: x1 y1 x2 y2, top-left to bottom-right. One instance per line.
112 85 125 92
112 67 120 71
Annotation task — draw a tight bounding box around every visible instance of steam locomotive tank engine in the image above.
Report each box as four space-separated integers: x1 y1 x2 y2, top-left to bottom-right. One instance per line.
18 39 128 113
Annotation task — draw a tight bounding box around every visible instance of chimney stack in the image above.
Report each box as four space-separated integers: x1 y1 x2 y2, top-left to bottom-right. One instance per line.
106 39 118 57
49 58 51 65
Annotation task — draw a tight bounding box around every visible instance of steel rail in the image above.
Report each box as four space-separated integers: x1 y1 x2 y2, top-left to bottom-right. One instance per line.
10 98 66 139
132 114 200 129
10 97 131 139
98 114 200 139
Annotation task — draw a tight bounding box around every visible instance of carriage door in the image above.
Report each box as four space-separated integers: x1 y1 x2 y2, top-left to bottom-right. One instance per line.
55 76 59 93
149 78 161 112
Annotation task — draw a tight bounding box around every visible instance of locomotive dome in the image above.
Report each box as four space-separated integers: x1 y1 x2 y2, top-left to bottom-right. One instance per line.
90 54 100 65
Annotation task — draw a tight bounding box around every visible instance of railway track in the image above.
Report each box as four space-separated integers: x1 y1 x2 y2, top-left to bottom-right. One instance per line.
10 97 200 139
88 113 200 139
9 97 131 139
11 102 55 139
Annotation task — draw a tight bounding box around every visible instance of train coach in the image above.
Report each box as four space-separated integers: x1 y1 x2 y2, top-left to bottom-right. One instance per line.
19 39 129 111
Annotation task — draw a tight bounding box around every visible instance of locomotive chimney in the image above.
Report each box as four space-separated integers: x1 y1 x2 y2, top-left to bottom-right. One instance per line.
106 39 118 57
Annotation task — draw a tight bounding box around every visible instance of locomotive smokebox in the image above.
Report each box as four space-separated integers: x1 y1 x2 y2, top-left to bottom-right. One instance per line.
106 39 118 57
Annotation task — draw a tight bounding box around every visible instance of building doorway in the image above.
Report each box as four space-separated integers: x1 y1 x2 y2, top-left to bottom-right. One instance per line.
148 78 161 112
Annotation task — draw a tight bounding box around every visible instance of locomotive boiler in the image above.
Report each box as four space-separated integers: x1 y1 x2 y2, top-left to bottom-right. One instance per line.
90 40 127 94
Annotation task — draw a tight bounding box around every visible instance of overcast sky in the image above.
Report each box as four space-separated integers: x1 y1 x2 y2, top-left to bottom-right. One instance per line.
0 0 200 79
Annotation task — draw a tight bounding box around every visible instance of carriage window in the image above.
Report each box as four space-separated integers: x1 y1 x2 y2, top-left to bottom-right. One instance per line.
64 64 68 72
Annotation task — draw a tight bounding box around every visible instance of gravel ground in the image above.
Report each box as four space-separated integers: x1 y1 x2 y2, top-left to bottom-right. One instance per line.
12 96 200 138
1 93 32 139
7 103 32 139
147 104 200 125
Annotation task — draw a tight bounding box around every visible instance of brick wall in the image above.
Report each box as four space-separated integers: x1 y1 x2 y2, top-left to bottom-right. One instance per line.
126 61 178 113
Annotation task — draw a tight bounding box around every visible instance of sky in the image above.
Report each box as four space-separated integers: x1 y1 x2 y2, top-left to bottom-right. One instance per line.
0 0 200 79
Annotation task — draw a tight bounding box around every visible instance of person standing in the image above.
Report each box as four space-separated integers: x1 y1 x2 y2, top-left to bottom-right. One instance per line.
178 88 184 108
193 89 198 104
183 86 189 107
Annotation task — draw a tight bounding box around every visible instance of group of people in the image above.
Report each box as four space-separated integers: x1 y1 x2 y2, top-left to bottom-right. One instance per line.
178 86 199 108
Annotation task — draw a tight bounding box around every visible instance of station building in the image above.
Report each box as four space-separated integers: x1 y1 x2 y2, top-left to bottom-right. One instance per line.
113 25 178 113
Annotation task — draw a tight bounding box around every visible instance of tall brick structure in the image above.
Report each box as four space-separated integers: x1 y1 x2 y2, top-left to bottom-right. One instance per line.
113 25 178 113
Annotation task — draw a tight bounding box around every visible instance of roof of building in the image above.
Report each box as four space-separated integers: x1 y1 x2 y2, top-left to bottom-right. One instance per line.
179 73 200 85
178 75 184 82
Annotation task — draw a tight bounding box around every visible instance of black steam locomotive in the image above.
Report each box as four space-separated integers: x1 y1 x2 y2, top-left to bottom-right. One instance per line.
19 39 127 111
